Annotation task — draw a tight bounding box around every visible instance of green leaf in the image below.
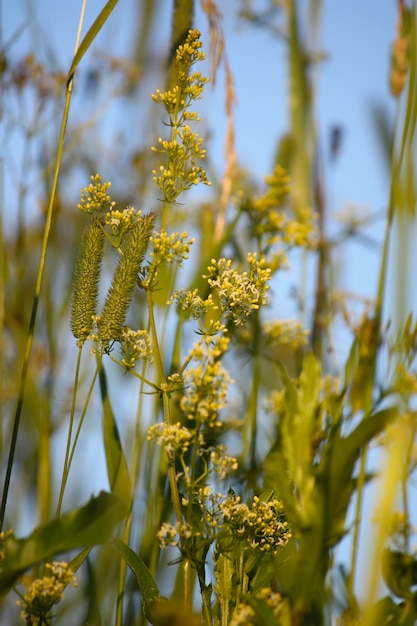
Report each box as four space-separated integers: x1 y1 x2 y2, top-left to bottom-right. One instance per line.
325 407 397 546
371 596 412 626
69 546 93 573
0 491 127 595
113 538 160 615
98 366 132 510
82 555 103 626
67 0 119 83
245 594 280 625
214 551 236 626
382 549 417 599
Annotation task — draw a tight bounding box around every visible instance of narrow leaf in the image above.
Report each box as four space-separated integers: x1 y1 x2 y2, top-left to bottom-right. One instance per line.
0 491 127 594
67 0 119 83
114 538 160 611
99 366 132 510
326 407 397 546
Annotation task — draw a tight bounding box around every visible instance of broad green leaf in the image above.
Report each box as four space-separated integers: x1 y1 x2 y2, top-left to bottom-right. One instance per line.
99 366 132 510
0 491 127 594
67 0 119 83
113 538 160 615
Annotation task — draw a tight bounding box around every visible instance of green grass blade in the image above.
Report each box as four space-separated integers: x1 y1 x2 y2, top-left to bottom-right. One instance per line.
67 0 119 82
113 538 160 611
98 366 132 510
325 407 398 546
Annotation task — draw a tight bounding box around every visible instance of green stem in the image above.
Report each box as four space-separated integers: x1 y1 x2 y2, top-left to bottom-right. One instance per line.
55 346 82 517
348 441 367 599
107 353 158 391
348 101 398 596
0 80 74 532
145 284 189 601
115 357 151 626
55 354 100 518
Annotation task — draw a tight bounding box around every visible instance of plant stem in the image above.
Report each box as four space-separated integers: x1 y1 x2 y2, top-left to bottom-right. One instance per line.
349 96 398 596
0 82 73 532
55 355 100 518
145 284 189 601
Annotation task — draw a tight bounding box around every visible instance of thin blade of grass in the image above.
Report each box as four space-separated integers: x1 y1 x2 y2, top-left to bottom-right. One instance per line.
67 0 120 82
98 366 132 511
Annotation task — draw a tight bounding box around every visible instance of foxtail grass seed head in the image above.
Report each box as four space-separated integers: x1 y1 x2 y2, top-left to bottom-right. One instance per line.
70 216 105 345
97 212 156 346
390 0 411 97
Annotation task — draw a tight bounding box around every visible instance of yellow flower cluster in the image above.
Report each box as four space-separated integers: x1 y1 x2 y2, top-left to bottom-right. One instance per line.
147 422 203 455
77 174 115 215
169 288 217 320
220 493 291 553
149 230 194 268
180 335 232 427
230 588 283 626
18 561 77 625
251 165 291 239
152 130 210 202
282 207 318 248
105 206 140 240
157 521 196 548
204 253 271 326
194 488 291 554
241 164 318 253
119 327 153 370
151 30 210 207
262 319 310 348
209 444 238 479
